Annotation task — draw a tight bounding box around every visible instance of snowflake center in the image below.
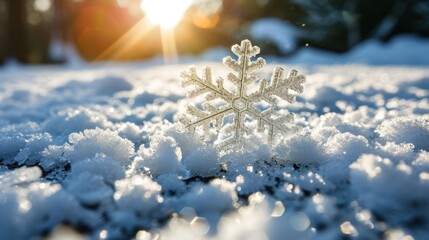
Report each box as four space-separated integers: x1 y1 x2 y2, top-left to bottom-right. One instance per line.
232 98 247 111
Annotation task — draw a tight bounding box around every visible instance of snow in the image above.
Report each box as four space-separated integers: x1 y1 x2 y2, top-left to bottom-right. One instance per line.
1 34 429 239
134 136 184 176
182 145 219 177
66 128 135 166
0 167 100 240
350 154 429 227
376 116 429 151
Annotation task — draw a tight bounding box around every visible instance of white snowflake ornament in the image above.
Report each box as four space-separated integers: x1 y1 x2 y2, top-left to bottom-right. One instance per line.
180 39 306 150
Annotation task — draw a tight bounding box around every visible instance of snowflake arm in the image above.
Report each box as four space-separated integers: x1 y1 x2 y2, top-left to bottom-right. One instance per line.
181 66 234 102
180 104 233 140
180 66 235 139
248 67 306 104
245 106 297 143
219 113 256 150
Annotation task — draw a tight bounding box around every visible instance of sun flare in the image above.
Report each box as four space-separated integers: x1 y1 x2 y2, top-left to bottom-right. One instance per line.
140 0 193 29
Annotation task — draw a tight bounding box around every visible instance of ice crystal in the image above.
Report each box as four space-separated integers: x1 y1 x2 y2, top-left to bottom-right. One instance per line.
180 39 306 149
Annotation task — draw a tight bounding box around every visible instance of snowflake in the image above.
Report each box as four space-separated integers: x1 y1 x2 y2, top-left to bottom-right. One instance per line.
179 39 306 149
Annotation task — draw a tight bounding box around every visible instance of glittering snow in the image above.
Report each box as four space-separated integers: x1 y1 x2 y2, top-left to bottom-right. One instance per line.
1 37 429 239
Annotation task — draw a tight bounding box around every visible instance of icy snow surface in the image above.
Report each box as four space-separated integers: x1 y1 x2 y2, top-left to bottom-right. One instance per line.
1 45 429 239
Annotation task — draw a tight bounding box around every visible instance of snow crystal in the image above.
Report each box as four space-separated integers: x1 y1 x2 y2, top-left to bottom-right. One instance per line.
180 39 305 149
39 144 71 171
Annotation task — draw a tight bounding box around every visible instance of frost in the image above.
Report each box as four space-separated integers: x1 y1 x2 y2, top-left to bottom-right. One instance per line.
180 39 305 149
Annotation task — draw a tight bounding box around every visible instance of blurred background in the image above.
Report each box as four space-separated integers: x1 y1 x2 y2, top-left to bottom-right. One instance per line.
0 0 428 64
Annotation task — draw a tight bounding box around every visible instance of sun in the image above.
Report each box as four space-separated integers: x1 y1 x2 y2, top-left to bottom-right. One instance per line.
140 0 193 29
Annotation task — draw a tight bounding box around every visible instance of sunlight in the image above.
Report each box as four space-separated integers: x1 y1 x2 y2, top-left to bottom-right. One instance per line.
95 18 156 61
140 0 193 29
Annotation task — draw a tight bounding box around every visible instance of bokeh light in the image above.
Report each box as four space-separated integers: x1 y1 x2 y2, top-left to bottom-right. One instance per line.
33 0 52 12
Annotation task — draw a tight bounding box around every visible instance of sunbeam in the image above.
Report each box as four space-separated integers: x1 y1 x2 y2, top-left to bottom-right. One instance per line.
95 18 155 61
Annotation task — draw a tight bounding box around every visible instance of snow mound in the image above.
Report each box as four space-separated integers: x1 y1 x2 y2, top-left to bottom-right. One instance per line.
43 107 112 137
274 134 324 165
376 116 429 150
350 154 429 225
0 123 52 165
66 128 135 166
182 179 237 215
134 136 183 176
0 167 100 239
56 75 134 96
70 154 125 185
182 146 219 177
